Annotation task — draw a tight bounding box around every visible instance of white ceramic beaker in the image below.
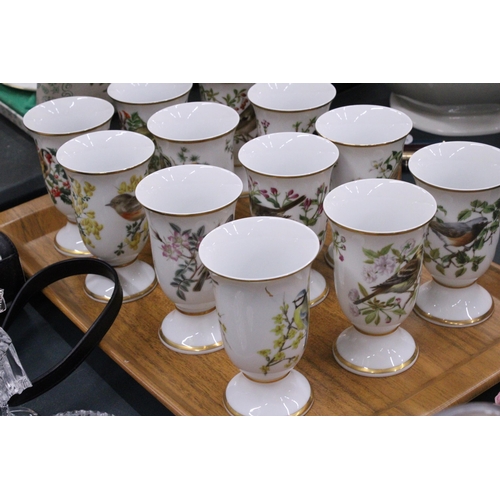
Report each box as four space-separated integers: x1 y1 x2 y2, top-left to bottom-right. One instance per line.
199 216 320 416
23 96 114 256
324 178 436 376
57 130 157 303
239 131 339 306
409 141 500 326
147 101 239 173
136 164 243 354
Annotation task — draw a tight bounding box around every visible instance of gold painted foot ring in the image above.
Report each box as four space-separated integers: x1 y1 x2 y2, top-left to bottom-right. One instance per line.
333 343 419 375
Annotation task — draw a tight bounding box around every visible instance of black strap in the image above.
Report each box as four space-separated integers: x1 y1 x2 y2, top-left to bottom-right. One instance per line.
3 258 123 406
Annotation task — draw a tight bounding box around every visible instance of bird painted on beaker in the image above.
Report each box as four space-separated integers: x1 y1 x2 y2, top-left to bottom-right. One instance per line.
353 251 422 305
106 193 145 222
293 289 309 330
429 216 488 249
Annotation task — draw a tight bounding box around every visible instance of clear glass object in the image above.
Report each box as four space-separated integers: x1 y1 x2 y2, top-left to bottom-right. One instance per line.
0 289 6 314
1 327 111 416
0 326 35 416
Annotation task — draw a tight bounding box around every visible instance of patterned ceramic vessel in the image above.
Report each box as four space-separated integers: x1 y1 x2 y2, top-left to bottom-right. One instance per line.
23 96 115 256
199 83 257 191
57 130 157 303
316 104 413 268
147 101 239 173
36 83 111 104
199 216 319 416
316 104 413 188
248 83 336 136
136 165 243 354
238 132 339 307
107 83 192 173
324 179 436 377
409 141 500 326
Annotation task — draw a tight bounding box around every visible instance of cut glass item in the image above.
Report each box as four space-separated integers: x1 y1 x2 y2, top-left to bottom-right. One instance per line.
0 327 32 415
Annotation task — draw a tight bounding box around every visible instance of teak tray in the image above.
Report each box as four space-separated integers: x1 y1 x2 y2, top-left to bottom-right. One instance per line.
2 194 500 416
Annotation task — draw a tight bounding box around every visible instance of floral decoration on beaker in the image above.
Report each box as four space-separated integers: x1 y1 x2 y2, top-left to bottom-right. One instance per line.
118 110 150 136
117 110 164 173
36 145 72 207
331 230 347 262
370 150 403 179
259 119 270 135
199 85 256 148
199 86 249 111
154 214 234 301
248 174 328 245
257 290 308 375
70 178 103 248
291 116 317 133
157 144 210 169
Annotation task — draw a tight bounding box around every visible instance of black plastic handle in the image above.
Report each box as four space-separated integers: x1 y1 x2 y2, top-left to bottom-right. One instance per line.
3 258 123 406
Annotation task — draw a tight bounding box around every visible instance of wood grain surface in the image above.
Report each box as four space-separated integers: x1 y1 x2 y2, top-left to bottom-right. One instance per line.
2 194 500 415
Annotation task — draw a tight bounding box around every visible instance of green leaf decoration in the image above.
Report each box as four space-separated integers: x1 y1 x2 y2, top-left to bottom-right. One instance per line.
392 308 407 316
365 312 376 324
436 264 446 275
473 236 485 251
362 248 379 259
430 248 440 259
170 222 182 234
456 251 470 265
457 209 472 221
437 206 447 215
379 244 393 255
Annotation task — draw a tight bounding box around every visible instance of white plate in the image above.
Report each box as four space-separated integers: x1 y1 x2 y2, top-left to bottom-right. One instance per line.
390 92 500 136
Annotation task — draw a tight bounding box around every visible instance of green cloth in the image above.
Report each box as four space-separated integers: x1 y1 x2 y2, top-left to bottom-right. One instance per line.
0 84 36 116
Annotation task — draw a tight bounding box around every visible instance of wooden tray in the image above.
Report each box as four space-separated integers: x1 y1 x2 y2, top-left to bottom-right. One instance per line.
2 194 500 415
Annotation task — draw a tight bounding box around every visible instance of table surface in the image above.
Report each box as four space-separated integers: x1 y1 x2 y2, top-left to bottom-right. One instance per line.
2 193 500 416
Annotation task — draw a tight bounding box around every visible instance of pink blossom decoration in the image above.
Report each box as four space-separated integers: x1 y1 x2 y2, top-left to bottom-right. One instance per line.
374 254 397 275
161 243 181 261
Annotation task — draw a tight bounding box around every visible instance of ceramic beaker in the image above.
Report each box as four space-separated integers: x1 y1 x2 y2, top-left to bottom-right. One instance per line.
316 104 413 268
136 164 243 354
57 130 157 302
238 132 339 306
324 178 436 376
107 83 192 173
199 216 320 416
409 141 500 326
248 83 336 136
147 101 239 172
199 83 257 191
23 96 115 256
